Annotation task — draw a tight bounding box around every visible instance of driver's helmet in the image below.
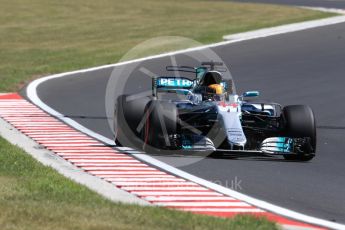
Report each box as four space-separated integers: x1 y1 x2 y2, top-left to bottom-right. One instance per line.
199 71 225 101
208 84 224 94
207 83 225 101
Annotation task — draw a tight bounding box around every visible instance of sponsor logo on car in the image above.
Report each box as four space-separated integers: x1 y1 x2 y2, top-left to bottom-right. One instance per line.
157 77 193 88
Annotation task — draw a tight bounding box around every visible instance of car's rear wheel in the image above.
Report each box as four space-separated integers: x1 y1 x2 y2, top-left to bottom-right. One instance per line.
143 100 178 152
114 95 150 148
282 105 316 161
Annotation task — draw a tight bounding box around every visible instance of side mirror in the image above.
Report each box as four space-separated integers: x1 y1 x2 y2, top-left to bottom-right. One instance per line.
242 91 259 98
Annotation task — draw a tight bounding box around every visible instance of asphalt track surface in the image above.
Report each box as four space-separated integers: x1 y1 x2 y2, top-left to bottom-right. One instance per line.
25 14 345 226
232 0 345 9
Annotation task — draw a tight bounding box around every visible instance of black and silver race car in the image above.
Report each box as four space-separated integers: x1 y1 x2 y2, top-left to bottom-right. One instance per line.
114 62 316 161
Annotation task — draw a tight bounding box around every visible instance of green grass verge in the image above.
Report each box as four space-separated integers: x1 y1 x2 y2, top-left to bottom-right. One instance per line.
0 136 278 229
0 0 335 92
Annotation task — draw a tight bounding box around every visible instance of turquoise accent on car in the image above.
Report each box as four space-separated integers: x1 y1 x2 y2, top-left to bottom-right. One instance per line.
196 67 207 79
182 138 192 149
276 137 292 152
242 91 260 97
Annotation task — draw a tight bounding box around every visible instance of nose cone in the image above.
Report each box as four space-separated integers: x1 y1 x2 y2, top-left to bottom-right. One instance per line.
218 107 247 149
227 127 247 147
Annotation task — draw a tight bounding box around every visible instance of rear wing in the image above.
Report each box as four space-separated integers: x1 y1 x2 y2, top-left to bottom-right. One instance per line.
166 62 226 72
152 77 194 97
151 62 229 97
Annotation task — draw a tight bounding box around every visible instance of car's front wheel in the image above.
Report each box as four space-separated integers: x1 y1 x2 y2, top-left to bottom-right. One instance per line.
282 105 316 161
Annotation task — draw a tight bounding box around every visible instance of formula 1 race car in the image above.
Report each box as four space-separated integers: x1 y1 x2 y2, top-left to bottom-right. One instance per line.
114 62 316 161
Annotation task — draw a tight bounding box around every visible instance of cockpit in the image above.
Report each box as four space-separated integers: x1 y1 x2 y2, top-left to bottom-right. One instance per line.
193 71 231 101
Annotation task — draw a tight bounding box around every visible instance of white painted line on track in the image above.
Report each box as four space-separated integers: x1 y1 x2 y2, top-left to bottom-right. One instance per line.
116 147 134 151
223 12 345 41
299 6 345 15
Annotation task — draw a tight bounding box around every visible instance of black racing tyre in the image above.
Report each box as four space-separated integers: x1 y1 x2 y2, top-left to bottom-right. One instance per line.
114 95 150 148
282 105 316 161
143 100 178 152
